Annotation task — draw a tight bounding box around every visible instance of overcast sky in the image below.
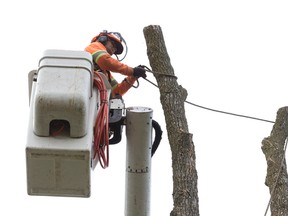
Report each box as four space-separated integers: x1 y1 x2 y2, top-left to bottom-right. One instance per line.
1 0 288 215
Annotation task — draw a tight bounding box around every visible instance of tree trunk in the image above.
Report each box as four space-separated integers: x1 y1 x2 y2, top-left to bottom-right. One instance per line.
262 107 288 215
143 25 199 216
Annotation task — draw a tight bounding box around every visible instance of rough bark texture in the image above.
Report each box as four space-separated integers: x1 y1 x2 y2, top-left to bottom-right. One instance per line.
143 25 199 216
262 107 288 215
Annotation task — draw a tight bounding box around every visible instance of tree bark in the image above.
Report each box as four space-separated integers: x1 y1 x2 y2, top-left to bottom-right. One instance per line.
262 107 288 215
143 25 199 216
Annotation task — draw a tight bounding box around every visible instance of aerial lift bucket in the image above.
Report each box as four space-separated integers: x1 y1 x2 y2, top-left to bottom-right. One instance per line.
25 49 111 197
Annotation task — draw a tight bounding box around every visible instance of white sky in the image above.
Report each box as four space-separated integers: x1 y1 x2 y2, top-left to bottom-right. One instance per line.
1 0 288 215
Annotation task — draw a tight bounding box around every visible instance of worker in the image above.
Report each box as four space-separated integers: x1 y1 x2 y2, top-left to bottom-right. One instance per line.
85 30 147 98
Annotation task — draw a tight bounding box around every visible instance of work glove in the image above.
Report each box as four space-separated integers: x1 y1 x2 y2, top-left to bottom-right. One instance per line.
133 66 147 78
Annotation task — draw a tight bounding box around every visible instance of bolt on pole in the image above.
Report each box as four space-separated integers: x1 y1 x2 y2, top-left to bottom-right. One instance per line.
125 106 153 216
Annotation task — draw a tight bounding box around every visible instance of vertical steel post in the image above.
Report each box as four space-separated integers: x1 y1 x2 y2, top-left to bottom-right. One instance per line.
125 106 153 216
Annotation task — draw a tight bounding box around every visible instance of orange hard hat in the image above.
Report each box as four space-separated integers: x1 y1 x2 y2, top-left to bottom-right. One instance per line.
91 31 124 55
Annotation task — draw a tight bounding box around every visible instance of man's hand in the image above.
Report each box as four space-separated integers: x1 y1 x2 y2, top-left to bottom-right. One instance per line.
133 66 147 78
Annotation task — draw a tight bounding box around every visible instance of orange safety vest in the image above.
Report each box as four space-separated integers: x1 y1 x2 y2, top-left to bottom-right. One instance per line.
85 42 136 97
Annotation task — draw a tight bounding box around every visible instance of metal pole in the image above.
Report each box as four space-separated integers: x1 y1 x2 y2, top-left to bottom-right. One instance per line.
125 106 153 216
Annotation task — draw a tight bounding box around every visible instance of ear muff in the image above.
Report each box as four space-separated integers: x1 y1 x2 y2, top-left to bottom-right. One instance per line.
91 30 109 44
97 35 108 45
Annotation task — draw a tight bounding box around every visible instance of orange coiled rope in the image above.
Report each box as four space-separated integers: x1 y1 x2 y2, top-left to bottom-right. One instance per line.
93 72 109 168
